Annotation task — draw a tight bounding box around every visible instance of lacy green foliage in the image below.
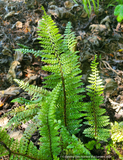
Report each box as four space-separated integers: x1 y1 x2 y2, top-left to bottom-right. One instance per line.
82 55 110 141
3 79 49 129
0 128 42 160
0 7 106 159
105 140 123 160
38 82 62 159
111 121 123 143
14 79 49 98
85 140 103 151
60 126 97 159
37 9 85 135
15 48 43 58
6 107 39 129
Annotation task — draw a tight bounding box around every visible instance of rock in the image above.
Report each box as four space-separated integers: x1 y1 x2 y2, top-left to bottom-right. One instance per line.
16 21 23 29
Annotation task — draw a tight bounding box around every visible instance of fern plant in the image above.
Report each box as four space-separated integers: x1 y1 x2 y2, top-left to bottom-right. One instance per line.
83 0 100 16
82 55 110 141
73 0 100 17
37 9 86 135
111 121 123 143
0 7 96 159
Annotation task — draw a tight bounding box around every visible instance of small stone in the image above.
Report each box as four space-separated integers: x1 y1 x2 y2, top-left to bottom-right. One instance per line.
16 21 23 29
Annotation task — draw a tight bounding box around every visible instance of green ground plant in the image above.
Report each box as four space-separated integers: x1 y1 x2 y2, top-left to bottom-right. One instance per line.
82 55 110 141
114 4 123 22
111 121 123 144
107 0 123 23
0 7 110 160
107 0 123 7
73 0 100 17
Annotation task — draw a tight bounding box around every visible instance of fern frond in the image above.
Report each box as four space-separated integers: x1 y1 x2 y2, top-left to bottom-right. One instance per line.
38 82 62 159
0 128 42 160
111 121 123 143
22 123 38 143
37 8 63 56
35 8 85 135
63 21 77 52
6 107 39 129
60 126 97 160
14 79 49 99
15 48 43 57
82 55 110 141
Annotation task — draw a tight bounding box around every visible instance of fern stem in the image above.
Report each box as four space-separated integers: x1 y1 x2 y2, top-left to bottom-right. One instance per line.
46 115 54 159
0 141 40 160
94 78 97 137
57 56 67 127
0 141 11 157
92 95 97 137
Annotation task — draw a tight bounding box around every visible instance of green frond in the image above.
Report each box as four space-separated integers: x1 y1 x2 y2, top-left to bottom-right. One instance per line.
36 9 85 135
15 48 43 57
60 126 97 160
3 105 26 118
0 7 111 159
37 7 63 56
0 128 41 160
38 82 62 159
11 97 43 108
63 21 77 52
14 79 49 98
22 123 38 142
82 55 110 141
111 121 123 143
6 107 39 129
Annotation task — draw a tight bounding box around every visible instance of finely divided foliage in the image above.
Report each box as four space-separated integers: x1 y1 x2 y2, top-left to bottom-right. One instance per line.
0 7 109 159
82 55 110 141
